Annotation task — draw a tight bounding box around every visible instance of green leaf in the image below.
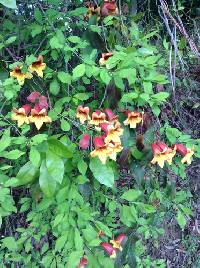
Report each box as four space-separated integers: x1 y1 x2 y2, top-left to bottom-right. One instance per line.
31 134 48 145
72 64 86 79
73 92 91 101
121 189 142 202
31 24 42 37
16 162 38 185
46 151 64 184
89 158 114 188
55 233 68 252
48 138 72 158
5 36 17 45
29 146 41 168
120 92 138 103
67 251 83 268
39 160 57 197
78 159 87 175
176 210 187 230
152 92 169 102
34 8 43 23
57 71 71 84
100 69 111 85
0 0 17 9
0 128 11 152
1 237 17 251
118 68 136 85
50 79 60 95
1 149 24 159
50 36 63 49
68 36 81 43
60 118 70 131
74 229 83 251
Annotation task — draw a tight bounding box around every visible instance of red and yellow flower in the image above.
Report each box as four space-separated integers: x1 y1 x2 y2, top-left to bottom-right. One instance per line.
76 106 90 124
90 110 106 126
123 111 143 129
100 242 116 259
28 55 46 78
110 233 126 251
100 122 123 144
29 105 52 130
12 104 31 127
99 52 113 66
77 257 87 268
90 136 112 164
101 0 119 16
10 66 32 85
151 142 176 168
174 143 194 165
104 108 118 122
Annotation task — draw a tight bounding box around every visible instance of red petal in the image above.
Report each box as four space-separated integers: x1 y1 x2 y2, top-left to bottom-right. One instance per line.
93 136 105 148
39 96 49 110
79 134 90 149
100 242 115 256
116 233 126 244
21 104 31 115
100 122 109 133
174 144 187 156
95 110 101 116
156 142 168 152
105 108 117 121
151 143 162 155
27 91 41 103
78 257 87 267
33 104 42 113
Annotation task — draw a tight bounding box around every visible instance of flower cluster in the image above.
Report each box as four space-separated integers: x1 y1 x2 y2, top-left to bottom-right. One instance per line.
100 233 126 259
151 142 194 168
77 107 124 164
12 91 51 130
10 55 46 85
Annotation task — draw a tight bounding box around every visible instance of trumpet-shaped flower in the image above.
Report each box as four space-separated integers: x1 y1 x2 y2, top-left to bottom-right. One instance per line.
28 55 46 78
104 108 118 122
101 0 119 16
76 106 90 124
101 122 123 144
10 66 32 85
79 134 90 149
27 91 41 103
29 105 52 130
99 52 113 66
77 257 87 268
90 136 112 164
90 110 106 126
151 142 176 168
110 233 126 251
100 242 116 259
12 104 31 127
174 143 194 165
123 111 143 129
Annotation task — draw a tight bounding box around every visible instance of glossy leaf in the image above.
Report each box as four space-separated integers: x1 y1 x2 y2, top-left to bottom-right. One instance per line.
89 158 114 188
39 160 57 197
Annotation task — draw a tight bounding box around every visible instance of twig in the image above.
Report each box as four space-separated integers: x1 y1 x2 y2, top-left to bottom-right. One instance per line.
159 0 200 59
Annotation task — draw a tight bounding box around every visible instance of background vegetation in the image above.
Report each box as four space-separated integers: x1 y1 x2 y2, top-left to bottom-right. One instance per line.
0 0 199 267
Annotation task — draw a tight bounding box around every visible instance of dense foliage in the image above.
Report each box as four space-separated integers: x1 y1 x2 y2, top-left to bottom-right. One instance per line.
0 0 199 267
